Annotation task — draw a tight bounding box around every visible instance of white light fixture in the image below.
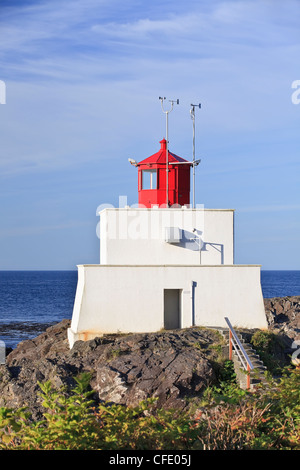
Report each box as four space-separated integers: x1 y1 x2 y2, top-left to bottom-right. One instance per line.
169 159 201 165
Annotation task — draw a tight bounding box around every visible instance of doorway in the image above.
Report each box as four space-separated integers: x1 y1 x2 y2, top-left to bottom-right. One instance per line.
164 289 181 329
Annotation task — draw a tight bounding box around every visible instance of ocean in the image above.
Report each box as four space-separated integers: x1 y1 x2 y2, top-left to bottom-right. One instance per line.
0 270 299 349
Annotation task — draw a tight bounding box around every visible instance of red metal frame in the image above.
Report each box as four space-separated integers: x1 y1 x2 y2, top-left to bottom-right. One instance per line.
137 139 191 208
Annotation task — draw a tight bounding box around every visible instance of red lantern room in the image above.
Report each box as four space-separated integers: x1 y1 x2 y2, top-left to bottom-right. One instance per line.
133 139 192 208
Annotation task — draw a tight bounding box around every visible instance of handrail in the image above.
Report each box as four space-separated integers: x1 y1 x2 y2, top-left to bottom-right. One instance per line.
224 317 253 389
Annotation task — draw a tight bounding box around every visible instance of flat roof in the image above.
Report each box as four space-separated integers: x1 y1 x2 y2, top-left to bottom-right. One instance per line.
78 264 261 268
98 207 235 214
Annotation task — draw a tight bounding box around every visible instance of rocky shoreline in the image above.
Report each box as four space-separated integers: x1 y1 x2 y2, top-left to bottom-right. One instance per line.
0 322 56 353
0 296 299 420
263 296 300 343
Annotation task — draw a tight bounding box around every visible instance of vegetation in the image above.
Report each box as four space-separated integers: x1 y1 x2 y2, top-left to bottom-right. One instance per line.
250 330 287 374
0 364 299 450
0 329 298 450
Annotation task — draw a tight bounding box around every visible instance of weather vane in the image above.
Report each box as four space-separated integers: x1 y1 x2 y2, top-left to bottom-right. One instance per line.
190 103 201 209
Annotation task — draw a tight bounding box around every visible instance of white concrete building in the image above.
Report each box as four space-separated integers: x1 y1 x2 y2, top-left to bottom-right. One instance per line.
67 141 268 348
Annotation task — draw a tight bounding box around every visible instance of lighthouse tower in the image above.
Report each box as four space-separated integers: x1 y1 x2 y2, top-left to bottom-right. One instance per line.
67 136 268 348
137 139 191 208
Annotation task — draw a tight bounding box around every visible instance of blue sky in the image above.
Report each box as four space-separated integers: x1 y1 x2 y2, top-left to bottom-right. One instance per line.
0 0 299 270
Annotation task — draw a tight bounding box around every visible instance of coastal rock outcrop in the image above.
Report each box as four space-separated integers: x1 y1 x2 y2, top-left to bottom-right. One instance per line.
0 321 220 419
264 296 300 342
0 296 299 419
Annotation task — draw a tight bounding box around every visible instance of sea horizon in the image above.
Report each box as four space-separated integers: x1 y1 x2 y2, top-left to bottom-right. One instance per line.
0 269 299 349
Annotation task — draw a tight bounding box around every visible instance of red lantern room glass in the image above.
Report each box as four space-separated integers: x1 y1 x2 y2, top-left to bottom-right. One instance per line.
137 139 191 208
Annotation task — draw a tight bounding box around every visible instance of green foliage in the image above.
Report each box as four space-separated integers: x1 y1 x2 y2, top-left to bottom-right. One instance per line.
250 330 285 373
0 373 196 450
198 366 300 450
0 372 101 450
0 406 30 447
0 367 299 450
252 368 300 449
94 400 195 450
201 360 247 405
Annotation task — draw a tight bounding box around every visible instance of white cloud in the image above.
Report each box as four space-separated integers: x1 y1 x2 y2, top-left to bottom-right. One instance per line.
0 0 299 176
0 0 299 269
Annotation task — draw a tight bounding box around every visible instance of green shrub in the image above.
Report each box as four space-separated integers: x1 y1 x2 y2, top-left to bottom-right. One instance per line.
201 360 247 405
0 372 101 450
252 368 300 449
250 330 286 373
0 373 196 450
0 368 299 450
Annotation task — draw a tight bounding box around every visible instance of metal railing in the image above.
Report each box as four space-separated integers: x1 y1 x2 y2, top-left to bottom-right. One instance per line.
224 317 254 390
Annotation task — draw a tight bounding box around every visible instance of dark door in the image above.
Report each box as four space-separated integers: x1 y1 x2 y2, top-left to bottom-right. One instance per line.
164 289 181 329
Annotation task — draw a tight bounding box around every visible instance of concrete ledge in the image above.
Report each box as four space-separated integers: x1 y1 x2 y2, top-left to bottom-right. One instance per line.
76 264 262 268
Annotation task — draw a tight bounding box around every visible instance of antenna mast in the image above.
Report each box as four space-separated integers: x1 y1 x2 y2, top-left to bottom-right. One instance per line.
190 103 201 209
159 97 179 207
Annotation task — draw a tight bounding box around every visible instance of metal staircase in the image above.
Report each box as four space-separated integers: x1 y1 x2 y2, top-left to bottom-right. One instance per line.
217 318 268 390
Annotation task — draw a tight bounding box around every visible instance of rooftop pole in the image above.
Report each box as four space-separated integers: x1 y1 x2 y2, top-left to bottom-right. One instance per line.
190 103 201 209
159 97 179 207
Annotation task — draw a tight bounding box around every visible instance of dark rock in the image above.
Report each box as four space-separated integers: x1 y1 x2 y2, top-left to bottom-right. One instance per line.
264 296 300 346
0 297 299 420
0 321 220 419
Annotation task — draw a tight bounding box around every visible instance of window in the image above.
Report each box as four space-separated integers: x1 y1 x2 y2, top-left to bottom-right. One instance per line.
142 169 157 189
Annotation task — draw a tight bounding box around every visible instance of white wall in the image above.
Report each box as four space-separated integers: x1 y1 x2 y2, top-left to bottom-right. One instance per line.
99 208 234 266
68 264 268 348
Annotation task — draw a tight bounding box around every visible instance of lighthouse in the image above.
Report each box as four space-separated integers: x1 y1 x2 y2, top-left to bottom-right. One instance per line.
136 139 191 208
67 136 268 348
